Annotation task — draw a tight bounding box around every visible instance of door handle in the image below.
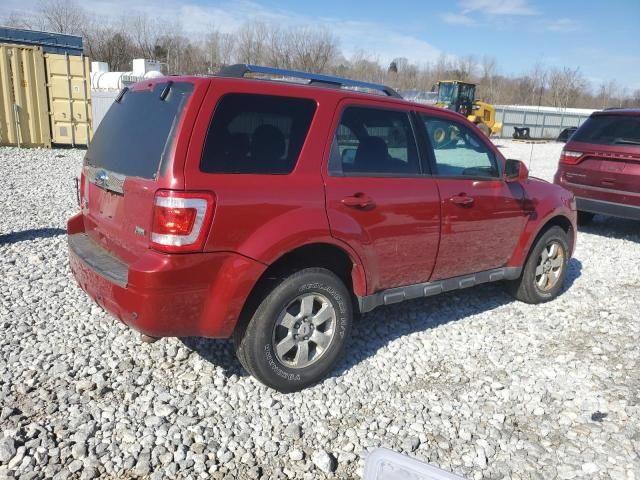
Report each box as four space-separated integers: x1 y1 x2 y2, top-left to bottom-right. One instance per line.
342 193 374 209
450 193 474 206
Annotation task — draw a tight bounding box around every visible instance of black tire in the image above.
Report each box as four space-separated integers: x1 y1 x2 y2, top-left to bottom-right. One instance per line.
233 268 353 392
505 226 570 304
577 211 595 225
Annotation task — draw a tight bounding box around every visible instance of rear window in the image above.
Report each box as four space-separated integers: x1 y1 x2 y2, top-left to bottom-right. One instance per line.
200 94 317 174
85 81 193 179
572 114 640 146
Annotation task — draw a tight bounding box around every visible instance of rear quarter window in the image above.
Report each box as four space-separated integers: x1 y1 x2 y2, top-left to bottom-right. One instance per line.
200 94 317 174
572 114 640 146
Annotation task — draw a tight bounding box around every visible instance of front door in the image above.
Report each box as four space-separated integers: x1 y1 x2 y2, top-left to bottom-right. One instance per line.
323 101 441 294
419 114 528 280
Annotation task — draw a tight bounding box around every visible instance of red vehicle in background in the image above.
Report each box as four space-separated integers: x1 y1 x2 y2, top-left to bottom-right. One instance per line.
68 65 577 392
554 109 640 224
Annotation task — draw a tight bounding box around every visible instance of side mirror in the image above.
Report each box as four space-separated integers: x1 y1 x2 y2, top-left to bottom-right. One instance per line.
505 159 529 182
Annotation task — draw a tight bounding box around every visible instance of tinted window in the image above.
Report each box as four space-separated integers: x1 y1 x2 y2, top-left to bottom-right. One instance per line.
572 114 640 146
85 82 193 179
329 106 420 176
201 94 317 174
422 116 499 178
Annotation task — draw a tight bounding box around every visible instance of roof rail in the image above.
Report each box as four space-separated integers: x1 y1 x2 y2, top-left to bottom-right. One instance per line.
217 64 402 99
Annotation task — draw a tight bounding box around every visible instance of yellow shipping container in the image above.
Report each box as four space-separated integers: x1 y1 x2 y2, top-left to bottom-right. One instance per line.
0 42 92 148
45 52 92 146
0 43 51 147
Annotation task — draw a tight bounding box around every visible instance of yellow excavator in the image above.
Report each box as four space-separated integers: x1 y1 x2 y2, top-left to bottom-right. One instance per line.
435 80 502 137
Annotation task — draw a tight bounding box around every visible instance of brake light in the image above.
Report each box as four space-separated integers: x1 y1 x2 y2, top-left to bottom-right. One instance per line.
559 150 583 165
151 190 215 253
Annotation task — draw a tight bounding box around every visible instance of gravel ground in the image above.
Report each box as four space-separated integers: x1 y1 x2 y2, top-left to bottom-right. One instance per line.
1 140 639 480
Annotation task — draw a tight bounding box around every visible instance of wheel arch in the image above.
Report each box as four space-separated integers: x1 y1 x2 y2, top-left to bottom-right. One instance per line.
260 242 365 293
233 241 366 336
520 214 575 267
537 214 575 251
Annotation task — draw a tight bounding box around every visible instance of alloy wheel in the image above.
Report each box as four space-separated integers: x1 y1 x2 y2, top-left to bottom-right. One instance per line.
535 241 565 291
271 293 337 369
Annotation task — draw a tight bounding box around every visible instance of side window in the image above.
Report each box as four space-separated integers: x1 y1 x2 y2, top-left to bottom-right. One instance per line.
201 94 317 174
421 116 500 178
329 106 420 176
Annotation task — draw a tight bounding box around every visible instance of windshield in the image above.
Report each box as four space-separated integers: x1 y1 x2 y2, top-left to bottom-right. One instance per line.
437 83 458 104
572 114 640 146
85 81 193 179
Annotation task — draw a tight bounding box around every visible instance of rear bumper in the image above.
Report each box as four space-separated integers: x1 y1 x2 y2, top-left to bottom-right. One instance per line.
68 228 266 338
576 197 640 221
554 171 640 220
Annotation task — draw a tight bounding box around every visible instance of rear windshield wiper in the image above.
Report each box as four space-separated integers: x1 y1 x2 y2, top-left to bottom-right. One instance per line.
115 87 128 103
160 81 173 101
612 138 640 145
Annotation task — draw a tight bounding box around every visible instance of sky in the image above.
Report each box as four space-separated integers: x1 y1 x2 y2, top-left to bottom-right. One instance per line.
3 0 640 91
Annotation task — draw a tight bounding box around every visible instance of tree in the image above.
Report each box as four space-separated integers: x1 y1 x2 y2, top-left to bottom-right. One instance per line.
391 57 409 73
236 22 268 65
547 67 586 109
5 4 637 107
452 55 476 81
288 27 337 72
479 56 499 104
127 15 161 59
102 32 132 72
597 80 619 109
38 0 87 35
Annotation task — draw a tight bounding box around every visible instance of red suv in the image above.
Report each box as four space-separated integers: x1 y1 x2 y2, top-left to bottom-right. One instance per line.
554 109 640 224
68 65 577 392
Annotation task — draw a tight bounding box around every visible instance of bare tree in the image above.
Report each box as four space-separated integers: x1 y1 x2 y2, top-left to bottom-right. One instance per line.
453 55 476 81
391 57 409 73
203 30 237 72
236 21 268 65
38 0 87 35
288 27 338 72
525 61 548 106
479 56 498 103
7 5 637 107
596 80 620 109
126 15 161 59
341 51 385 84
4 11 37 29
264 26 292 69
547 67 586 109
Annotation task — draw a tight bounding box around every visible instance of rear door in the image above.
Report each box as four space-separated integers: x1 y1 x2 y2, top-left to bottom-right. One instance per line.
564 114 640 206
418 113 528 280
82 80 198 263
323 100 441 294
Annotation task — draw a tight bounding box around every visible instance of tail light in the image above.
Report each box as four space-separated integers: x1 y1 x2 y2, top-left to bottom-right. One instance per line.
151 190 215 253
559 150 583 165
